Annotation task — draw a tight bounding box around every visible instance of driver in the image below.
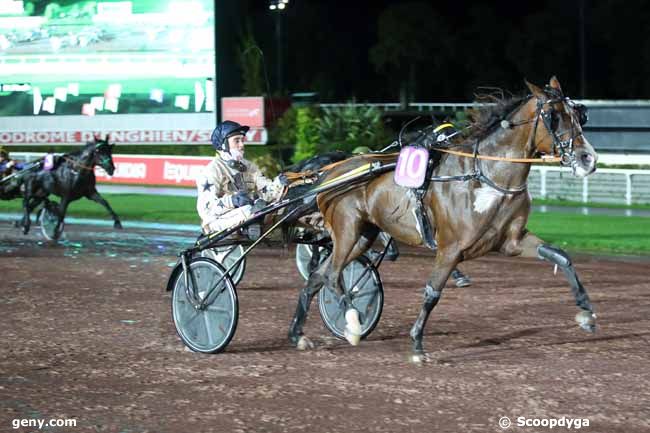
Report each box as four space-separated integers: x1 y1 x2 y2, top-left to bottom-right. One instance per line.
0 148 24 178
196 120 286 234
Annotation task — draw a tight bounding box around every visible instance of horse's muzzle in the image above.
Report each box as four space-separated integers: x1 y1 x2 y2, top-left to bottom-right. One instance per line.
574 150 597 176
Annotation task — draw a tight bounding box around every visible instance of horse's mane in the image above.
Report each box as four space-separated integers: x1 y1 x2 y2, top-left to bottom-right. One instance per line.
461 93 531 143
63 140 103 159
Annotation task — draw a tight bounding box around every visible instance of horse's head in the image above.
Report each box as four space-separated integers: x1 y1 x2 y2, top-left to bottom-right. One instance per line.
526 77 597 177
93 134 116 176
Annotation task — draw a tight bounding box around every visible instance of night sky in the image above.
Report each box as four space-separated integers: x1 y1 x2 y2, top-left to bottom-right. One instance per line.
219 0 650 102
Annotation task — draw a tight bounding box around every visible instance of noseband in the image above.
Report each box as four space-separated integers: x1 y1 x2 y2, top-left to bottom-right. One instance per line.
532 87 586 168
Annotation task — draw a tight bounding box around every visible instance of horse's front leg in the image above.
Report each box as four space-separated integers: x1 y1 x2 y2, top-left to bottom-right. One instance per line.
409 249 460 363
87 189 122 229
506 230 596 333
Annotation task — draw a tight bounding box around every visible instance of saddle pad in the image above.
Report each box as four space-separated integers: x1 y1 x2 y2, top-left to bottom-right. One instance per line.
394 146 429 188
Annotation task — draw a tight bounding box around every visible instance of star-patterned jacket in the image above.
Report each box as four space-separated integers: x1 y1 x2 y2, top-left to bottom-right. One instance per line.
196 152 283 224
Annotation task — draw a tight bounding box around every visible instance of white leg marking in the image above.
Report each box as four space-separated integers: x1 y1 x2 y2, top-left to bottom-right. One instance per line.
344 308 362 346
297 336 314 350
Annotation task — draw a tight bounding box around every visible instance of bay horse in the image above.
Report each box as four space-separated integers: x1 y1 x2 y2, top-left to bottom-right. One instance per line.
288 77 598 361
283 148 471 286
19 135 122 239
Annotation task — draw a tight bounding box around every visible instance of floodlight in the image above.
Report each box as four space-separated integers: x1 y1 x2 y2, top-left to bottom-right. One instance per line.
269 4 276 10
278 3 285 10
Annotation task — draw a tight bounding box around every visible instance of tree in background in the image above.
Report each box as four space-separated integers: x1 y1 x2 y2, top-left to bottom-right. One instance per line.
290 107 320 164
318 104 389 154
370 2 448 104
237 21 264 96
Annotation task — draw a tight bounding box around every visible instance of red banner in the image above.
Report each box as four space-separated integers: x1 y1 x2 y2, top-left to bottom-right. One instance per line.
94 155 212 187
221 97 265 127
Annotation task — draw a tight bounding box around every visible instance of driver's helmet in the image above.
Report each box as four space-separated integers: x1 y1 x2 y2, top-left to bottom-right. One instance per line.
210 121 250 153
352 146 372 155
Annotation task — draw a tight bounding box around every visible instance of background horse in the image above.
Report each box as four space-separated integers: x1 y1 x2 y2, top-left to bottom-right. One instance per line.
288 77 599 361
19 135 122 239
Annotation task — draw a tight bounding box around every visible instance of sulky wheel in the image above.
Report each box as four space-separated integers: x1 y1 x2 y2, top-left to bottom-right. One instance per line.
200 244 246 285
318 255 384 340
295 243 330 280
171 257 238 354
38 203 64 241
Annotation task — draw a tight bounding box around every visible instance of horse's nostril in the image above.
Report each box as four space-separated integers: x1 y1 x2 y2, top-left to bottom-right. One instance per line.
581 153 594 165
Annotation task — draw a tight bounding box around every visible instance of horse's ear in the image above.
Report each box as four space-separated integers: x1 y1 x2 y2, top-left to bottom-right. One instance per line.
525 79 544 98
105 133 111 143
549 76 562 92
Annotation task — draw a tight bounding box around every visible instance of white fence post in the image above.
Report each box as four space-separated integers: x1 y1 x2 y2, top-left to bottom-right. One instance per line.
582 177 589 203
626 174 633 205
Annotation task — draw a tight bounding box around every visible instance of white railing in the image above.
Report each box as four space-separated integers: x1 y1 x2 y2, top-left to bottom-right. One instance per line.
318 102 485 111
530 166 650 205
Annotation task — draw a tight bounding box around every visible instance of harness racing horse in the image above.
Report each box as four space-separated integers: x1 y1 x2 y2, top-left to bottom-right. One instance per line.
284 149 471 286
19 135 122 239
288 77 598 361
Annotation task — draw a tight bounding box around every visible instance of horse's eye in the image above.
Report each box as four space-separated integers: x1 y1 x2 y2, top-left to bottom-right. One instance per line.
550 111 560 131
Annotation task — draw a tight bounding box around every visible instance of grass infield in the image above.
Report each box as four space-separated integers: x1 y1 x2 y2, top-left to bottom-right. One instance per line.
1 193 649 256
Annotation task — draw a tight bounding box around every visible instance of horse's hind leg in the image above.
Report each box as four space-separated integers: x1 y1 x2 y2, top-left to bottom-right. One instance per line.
288 255 332 350
328 215 377 346
20 179 41 234
409 249 461 362
51 197 70 240
287 221 376 350
512 231 596 332
87 189 122 229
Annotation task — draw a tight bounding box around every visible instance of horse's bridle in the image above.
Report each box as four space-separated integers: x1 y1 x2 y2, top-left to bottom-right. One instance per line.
531 87 587 168
63 143 113 172
96 145 114 171
426 90 589 194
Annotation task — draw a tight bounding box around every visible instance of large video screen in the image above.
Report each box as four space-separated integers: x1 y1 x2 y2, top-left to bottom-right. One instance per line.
0 0 215 116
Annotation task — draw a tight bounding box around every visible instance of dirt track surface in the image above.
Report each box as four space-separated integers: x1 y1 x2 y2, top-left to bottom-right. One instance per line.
1 224 649 433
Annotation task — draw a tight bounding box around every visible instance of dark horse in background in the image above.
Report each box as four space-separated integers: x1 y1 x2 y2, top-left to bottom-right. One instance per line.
19 135 122 240
288 77 599 362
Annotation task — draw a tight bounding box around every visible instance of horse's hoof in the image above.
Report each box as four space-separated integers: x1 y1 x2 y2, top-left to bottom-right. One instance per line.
451 270 471 288
410 352 427 364
344 309 362 346
576 310 597 333
114 221 123 229
296 336 314 351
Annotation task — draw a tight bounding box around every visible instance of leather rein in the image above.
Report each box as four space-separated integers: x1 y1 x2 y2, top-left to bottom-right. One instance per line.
435 147 561 163
62 144 112 172
63 156 95 172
